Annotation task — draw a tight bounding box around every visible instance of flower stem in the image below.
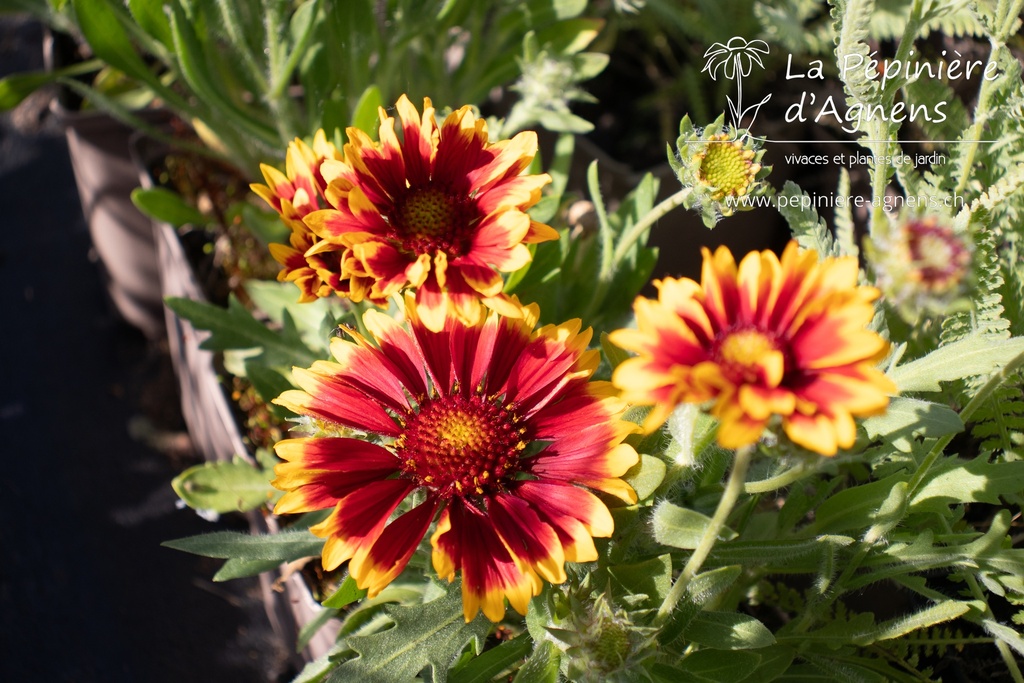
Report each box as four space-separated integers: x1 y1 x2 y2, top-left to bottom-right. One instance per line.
654 445 753 626
610 187 692 269
584 187 691 322
743 460 817 494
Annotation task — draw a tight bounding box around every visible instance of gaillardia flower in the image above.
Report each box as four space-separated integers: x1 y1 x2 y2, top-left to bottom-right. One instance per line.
865 214 972 321
271 297 638 621
610 242 896 456
669 114 770 228
303 94 558 331
251 130 345 302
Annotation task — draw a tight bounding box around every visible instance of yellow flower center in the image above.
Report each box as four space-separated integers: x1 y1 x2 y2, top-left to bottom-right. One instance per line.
715 329 780 384
696 135 759 201
396 394 526 498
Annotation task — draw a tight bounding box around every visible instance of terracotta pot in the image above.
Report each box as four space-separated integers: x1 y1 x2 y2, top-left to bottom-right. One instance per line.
49 101 172 340
43 26 171 341
130 133 339 664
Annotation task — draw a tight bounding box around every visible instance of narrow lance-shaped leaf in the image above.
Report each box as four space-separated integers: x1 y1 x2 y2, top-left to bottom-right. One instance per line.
889 334 1024 392
163 529 323 562
165 294 318 367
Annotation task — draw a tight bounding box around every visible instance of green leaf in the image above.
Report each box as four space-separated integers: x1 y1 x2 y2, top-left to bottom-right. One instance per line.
166 0 276 144
621 454 666 502
512 640 559 683
777 181 839 258
809 474 909 534
212 557 282 581
450 632 532 683
350 84 384 136
889 334 1024 392
171 460 274 513
244 279 339 353
862 481 908 543
684 611 776 650
297 604 341 653
127 0 173 49
235 202 291 246
0 59 101 111
800 652 889 683
131 187 207 227
911 455 1024 512
322 575 368 609
983 619 1024 657
653 501 736 550
244 362 298 417
800 611 876 649
331 582 491 683
857 601 973 645
608 554 672 607
163 529 323 562
709 538 852 572
860 397 963 451
534 17 602 55
668 651 762 682
600 331 630 371
659 566 743 645
71 0 166 94
743 646 796 682
165 294 318 367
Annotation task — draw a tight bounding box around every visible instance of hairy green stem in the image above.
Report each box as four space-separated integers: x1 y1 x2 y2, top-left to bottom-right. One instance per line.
654 445 753 626
743 460 817 494
583 185 691 322
611 187 692 269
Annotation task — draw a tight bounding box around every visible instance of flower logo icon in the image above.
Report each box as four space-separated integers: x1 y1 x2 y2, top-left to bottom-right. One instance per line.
703 37 772 132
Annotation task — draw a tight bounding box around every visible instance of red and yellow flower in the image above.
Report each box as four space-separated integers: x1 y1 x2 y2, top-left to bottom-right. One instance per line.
271 297 638 622
303 94 558 331
251 130 345 302
610 242 896 456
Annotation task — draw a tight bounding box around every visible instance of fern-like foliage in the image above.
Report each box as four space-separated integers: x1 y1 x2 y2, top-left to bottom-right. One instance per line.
831 0 882 113
777 181 842 257
754 0 834 56
939 211 1006 348
937 219 1024 452
873 624 990 674
901 77 971 146
869 0 986 39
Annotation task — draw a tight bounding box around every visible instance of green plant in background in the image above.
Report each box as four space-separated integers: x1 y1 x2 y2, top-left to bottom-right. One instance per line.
1 0 606 176
7 0 1024 680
